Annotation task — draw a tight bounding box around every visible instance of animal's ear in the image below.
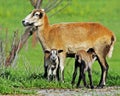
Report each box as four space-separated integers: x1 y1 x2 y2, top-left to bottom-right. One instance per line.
39 12 43 18
58 50 63 53
44 50 50 53
41 9 44 12
92 54 97 60
87 48 95 53
75 55 81 63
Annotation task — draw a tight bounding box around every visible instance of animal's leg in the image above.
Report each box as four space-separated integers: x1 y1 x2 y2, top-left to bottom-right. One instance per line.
71 60 78 86
43 57 48 78
82 72 88 88
76 67 82 88
97 56 109 88
59 54 66 82
80 61 88 88
56 66 60 81
47 68 52 81
88 68 94 89
53 69 57 81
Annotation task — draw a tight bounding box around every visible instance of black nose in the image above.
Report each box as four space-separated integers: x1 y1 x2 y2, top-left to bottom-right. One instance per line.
51 67 55 71
52 60 56 62
22 20 25 24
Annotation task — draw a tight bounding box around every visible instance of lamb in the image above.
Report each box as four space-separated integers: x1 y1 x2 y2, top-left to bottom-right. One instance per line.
44 49 63 81
71 48 97 89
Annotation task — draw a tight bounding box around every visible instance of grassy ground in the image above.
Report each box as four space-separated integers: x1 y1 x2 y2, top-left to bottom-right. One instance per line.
0 0 120 94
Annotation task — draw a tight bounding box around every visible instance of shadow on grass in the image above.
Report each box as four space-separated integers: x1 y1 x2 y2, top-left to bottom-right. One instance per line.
28 73 44 80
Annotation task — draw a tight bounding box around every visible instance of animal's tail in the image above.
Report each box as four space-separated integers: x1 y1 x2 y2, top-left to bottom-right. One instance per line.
107 35 116 58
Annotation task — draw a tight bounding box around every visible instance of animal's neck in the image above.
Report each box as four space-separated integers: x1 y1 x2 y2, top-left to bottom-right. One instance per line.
37 14 50 50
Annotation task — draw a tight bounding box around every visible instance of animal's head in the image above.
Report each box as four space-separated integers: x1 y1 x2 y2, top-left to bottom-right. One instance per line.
45 49 63 63
87 48 97 61
22 9 45 27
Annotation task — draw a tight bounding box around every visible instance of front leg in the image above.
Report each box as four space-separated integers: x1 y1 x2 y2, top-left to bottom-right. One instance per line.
53 69 58 81
59 53 66 82
56 65 60 81
47 68 52 81
43 54 48 78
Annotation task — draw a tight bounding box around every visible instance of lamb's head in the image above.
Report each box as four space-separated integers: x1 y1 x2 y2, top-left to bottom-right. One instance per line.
22 9 45 27
45 49 63 64
87 48 97 61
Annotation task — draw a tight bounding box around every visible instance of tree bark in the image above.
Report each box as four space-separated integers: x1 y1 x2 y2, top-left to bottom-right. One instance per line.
5 27 35 66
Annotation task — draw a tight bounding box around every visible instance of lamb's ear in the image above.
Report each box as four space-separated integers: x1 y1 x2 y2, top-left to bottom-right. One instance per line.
92 54 97 60
87 48 95 53
44 50 50 53
75 55 81 63
58 50 63 53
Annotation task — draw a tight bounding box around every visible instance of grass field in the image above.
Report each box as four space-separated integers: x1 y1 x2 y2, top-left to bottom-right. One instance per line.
0 0 120 94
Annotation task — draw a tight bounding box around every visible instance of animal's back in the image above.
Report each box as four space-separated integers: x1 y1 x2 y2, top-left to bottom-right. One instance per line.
76 50 92 63
47 22 115 54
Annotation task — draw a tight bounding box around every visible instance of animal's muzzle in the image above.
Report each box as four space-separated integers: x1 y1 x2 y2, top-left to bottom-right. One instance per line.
22 20 34 27
51 66 56 71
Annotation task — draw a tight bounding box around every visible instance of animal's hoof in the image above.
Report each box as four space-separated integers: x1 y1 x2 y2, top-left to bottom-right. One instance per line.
85 85 89 88
91 85 94 89
77 86 82 88
76 85 82 88
96 84 105 88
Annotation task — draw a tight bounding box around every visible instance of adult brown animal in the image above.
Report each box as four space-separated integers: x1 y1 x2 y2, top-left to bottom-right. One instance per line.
22 9 116 88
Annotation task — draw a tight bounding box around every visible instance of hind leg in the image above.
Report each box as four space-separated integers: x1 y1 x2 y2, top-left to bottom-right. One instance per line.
88 68 94 89
76 68 82 88
97 55 109 88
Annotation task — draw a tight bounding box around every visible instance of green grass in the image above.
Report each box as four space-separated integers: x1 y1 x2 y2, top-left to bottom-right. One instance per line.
0 0 120 94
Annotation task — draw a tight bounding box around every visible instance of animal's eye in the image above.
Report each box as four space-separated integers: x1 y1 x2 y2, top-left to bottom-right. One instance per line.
34 13 39 17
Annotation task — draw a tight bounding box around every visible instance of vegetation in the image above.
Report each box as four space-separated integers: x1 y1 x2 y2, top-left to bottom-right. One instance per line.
0 0 119 94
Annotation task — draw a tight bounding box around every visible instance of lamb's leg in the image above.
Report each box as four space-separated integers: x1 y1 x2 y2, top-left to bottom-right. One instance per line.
56 65 60 81
80 61 88 88
53 68 59 81
88 68 94 89
82 72 88 88
47 68 52 81
76 67 82 88
71 60 78 86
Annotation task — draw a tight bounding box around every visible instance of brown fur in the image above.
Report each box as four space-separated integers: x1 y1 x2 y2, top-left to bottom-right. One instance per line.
75 50 96 63
22 9 116 86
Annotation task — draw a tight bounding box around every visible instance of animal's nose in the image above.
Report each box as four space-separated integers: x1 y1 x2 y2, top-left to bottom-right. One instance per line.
51 67 55 71
22 20 25 25
52 59 56 62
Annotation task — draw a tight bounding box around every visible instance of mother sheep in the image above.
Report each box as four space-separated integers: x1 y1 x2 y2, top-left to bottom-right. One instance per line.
22 9 116 88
